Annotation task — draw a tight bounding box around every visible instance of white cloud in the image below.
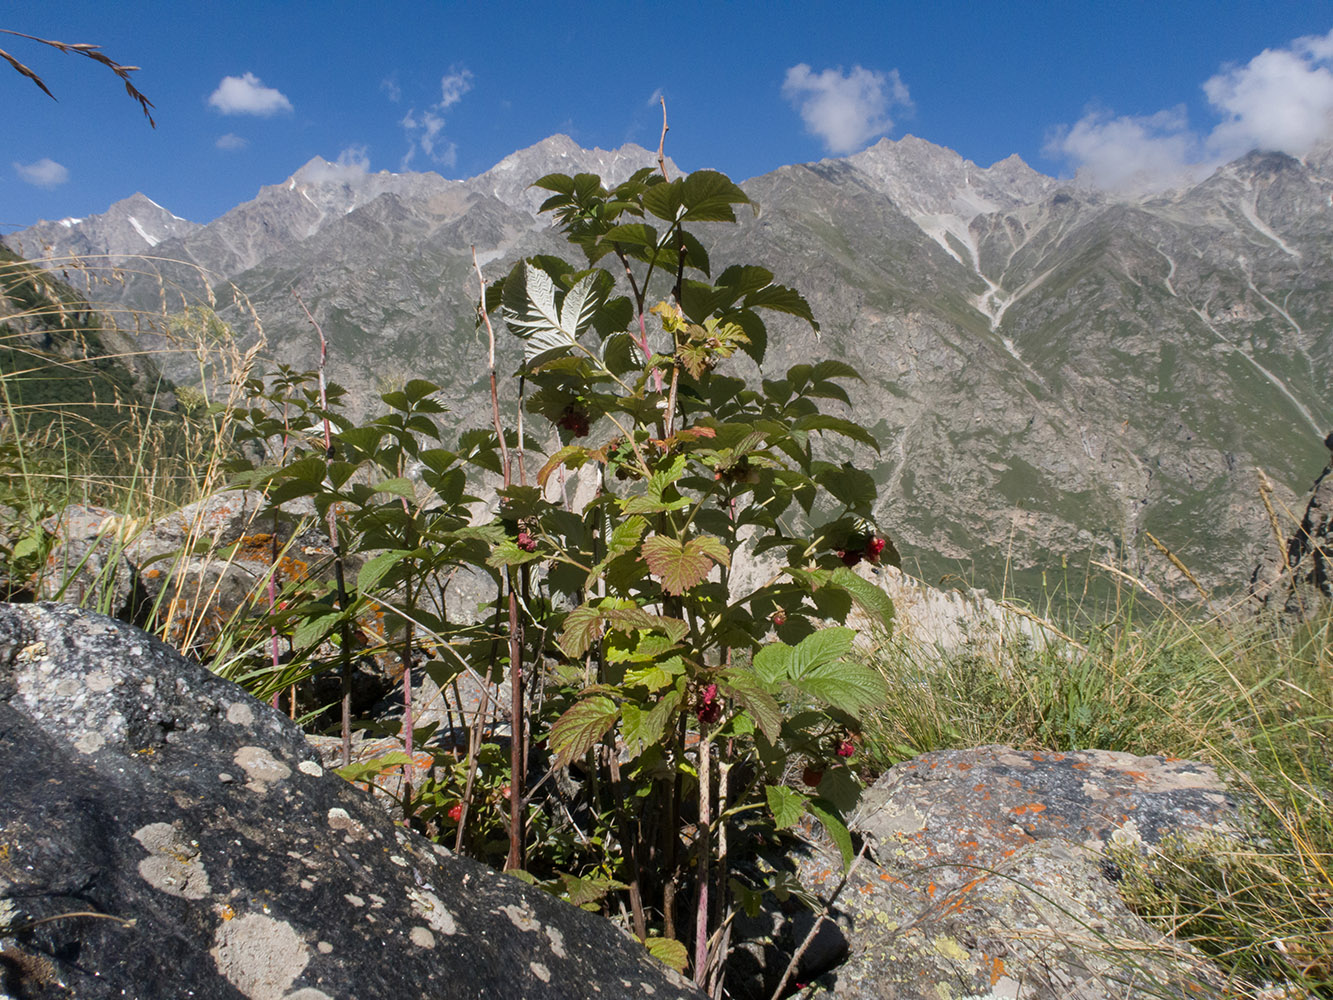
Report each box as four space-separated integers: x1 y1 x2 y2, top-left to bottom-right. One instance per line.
14 157 69 189
1204 29 1333 159
399 67 471 169
208 73 293 116
1050 28 1333 192
215 133 249 152
1045 106 1203 193
381 76 402 103
303 146 372 184
782 64 912 154
438 69 472 109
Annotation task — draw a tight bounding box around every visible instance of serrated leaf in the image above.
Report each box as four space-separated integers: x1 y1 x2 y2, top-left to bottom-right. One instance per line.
559 604 603 658
624 655 685 692
356 549 410 595
793 660 888 715
744 283 818 330
817 464 878 511
766 784 807 830
807 799 854 867
752 627 855 686
292 611 342 650
717 669 782 742
371 476 416 499
644 937 689 973
641 534 730 595
623 687 681 756
485 538 545 569
601 606 689 644
793 414 881 451
585 515 648 587
550 695 619 765
828 566 896 629
810 359 861 382
537 444 590 489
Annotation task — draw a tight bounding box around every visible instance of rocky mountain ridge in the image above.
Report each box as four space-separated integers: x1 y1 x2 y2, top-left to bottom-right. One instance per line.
7 134 1331 600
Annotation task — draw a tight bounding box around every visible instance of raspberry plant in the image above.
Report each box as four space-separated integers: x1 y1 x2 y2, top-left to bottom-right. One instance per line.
479 163 895 985
226 159 896 991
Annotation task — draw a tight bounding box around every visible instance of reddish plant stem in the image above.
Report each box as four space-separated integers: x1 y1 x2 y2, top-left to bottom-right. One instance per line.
693 734 713 987
472 247 526 872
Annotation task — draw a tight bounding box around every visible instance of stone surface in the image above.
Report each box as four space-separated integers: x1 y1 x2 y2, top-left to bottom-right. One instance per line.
787 746 1246 999
852 745 1243 875
39 491 334 642
0 602 697 999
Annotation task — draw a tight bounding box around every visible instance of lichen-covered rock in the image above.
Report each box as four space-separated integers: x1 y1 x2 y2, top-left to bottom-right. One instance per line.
38 491 336 643
796 838 1223 999
0 602 697 999
789 746 1247 999
853 745 1243 875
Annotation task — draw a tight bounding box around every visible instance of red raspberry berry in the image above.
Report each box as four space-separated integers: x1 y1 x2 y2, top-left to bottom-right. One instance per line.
835 739 855 758
448 803 463 823
802 766 824 787
696 683 721 725
557 406 590 437
516 530 537 553
864 536 886 563
770 610 787 627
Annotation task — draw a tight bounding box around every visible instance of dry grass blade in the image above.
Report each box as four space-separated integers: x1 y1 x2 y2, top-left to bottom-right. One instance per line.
0 28 155 126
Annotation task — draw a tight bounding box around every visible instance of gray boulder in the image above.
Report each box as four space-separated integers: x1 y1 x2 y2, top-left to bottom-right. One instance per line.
790 746 1247 999
0 602 697 999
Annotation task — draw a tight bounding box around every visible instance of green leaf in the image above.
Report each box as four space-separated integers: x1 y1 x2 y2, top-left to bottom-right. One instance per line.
828 566 896 629
793 414 881 451
356 549 411 595
335 751 413 784
641 534 730 595
503 263 603 363
793 660 889 715
600 606 689 644
816 464 877 511
766 784 807 830
752 627 856 686
559 604 603 658
813 766 864 814
292 611 342 650
644 937 689 973
370 477 416 500
550 696 619 765
717 669 782 743
623 687 681 756
601 222 658 248
537 444 590 489
807 799 854 867
744 283 818 330
715 264 775 301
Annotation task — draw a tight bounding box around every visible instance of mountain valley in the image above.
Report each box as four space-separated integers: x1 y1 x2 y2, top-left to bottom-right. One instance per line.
8 133 1331 603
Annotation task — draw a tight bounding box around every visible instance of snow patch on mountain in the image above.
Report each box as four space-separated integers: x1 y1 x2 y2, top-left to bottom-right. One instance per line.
128 216 159 247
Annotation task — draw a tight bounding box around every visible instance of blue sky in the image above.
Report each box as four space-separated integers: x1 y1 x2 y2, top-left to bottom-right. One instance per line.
4 1 1333 230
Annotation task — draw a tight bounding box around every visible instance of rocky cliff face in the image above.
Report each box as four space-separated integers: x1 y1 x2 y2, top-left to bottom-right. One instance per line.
9 135 1331 600
8 192 201 264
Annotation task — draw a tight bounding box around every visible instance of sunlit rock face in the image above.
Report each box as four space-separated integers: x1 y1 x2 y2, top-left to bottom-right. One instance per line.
0 602 698 1000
